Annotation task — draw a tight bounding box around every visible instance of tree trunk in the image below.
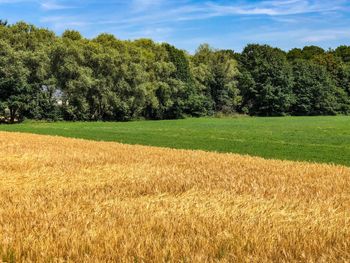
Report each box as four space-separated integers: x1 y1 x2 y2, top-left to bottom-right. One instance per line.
9 107 16 123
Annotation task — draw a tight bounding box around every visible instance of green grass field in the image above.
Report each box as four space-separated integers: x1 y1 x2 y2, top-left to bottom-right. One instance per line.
1 116 349 166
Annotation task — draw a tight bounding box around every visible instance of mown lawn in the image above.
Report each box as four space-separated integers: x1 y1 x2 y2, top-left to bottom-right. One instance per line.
1 116 349 166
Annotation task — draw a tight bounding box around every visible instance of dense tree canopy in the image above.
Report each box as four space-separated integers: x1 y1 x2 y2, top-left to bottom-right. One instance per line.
239 44 294 116
0 21 349 122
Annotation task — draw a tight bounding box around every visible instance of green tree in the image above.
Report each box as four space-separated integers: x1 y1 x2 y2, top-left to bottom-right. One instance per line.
1 20 349 122
287 48 303 61
62 30 83 41
291 59 349 115
0 40 31 122
191 44 241 115
334 46 350 63
239 44 294 116
287 46 325 61
162 43 198 119
50 39 92 120
301 46 325 60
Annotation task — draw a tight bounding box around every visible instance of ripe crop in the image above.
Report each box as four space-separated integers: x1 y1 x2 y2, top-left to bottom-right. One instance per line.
0 132 349 262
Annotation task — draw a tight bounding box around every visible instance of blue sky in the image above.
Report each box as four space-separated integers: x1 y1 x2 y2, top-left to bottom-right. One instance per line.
0 0 350 52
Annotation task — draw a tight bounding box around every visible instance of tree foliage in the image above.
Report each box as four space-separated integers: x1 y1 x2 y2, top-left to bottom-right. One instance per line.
0 21 349 122
239 44 294 116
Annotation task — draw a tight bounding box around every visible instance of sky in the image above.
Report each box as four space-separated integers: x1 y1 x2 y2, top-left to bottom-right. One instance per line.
0 0 350 53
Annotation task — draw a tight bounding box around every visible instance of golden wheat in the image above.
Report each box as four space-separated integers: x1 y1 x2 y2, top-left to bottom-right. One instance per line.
0 132 349 262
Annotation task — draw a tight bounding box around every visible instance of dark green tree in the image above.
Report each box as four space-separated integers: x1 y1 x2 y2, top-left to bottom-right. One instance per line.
334 46 350 63
1 20 350 123
0 40 31 122
191 44 241 115
62 30 83 41
301 46 325 60
239 44 294 116
291 59 349 115
287 48 303 61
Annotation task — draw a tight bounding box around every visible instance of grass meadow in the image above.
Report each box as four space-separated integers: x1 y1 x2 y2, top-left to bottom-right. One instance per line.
0 132 349 262
0 116 349 166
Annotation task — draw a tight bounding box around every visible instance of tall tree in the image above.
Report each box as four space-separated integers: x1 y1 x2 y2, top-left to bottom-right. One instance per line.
334 46 350 63
239 44 294 116
291 59 349 115
192 44 241 115
1 20 350 122
0 40 31 122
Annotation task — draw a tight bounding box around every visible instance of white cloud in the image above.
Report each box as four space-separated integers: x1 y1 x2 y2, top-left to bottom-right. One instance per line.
3 0 349 51
0 0 74 10
40 15 88 30
301 29 350 42
0 0 32 3
94 0 348 29
40 1 72 10
131 0 164 12
207 0 344 17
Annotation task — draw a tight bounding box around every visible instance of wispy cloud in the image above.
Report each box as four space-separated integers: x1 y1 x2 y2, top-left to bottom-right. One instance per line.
208 0 345 16
0 0 32 3
25 0 350 29
1 0 350 52
301 29 350 42
78 0 348 29
40 15 88 30
40 0 73 11
131 0 164 12
0 0 74 9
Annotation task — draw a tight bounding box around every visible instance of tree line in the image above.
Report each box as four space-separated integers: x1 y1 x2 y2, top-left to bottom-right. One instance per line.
1 20 350 123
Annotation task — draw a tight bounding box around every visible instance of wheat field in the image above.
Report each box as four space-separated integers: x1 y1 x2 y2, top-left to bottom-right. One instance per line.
0 132 349 262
